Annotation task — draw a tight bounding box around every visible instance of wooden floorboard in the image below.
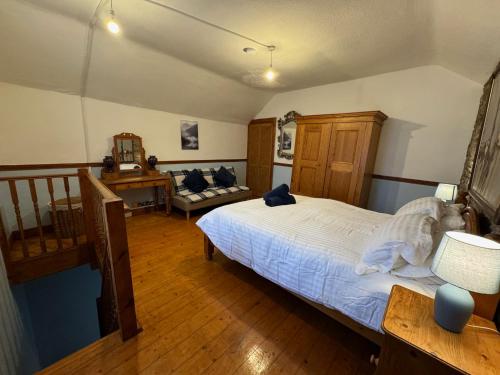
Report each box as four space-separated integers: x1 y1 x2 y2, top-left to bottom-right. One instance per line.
39 211 378 374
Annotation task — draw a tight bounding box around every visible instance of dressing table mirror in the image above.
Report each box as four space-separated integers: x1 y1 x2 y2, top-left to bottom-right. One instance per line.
277 111 300 160
113 133 145 175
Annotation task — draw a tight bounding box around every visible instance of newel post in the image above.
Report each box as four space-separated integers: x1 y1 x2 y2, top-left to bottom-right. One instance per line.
78 168 97 267
104 198 140 340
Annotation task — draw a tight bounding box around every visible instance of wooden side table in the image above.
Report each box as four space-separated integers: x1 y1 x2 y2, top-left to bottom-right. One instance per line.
377 285 499 375
102 175 172 215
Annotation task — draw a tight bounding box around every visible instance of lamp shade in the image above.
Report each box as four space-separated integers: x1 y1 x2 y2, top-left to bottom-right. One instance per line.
431 232 500 294
434 183 457 202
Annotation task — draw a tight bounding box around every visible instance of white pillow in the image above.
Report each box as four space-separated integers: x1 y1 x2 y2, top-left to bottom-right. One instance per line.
439 204 465 231
355 213 435 275
396 197 444 221
391 252 435 278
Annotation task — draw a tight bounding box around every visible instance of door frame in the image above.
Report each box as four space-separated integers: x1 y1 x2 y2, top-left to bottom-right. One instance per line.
246 117 276 194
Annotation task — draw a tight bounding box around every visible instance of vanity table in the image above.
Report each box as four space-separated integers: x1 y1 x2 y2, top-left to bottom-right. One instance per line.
102 175 171 215
101 132 171 215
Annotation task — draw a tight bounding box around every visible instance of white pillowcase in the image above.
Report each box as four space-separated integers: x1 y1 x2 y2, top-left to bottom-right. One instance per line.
439 204 465 231
390 205 466 279
390 252 435 278
396 197 444 221
356 213 435 275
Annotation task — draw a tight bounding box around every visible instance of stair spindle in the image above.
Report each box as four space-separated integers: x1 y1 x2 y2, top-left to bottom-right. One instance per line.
47 178 63 251
28 179 47 253
63 176 78 246
8 180 28 258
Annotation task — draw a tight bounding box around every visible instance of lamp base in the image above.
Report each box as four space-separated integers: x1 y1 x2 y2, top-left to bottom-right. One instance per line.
434 283 474 333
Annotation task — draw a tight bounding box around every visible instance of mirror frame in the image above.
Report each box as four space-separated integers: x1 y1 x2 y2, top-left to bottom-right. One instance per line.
277 111 301 160
112 132 146 175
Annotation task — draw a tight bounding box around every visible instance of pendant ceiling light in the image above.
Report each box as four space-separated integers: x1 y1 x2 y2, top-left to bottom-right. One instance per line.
106 0 120 34
264 46 276 81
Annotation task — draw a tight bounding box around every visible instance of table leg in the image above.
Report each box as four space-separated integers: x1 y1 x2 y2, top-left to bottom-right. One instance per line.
164 184 171 215
154 186 159 212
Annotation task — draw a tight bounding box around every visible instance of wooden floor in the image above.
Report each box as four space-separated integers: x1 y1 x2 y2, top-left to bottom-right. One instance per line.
40 211 378 374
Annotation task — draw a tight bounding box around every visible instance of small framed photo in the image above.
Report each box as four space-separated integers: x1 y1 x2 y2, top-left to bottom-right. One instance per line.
180 120 199 150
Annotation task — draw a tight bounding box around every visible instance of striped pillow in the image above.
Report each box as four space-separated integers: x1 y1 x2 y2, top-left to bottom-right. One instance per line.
396 197 444 221
355 213 436 275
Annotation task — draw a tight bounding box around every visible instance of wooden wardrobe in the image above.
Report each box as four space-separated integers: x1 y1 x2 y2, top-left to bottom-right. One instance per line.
291 111 387 207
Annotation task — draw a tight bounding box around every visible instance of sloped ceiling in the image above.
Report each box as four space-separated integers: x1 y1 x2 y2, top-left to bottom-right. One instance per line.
1 0 499 123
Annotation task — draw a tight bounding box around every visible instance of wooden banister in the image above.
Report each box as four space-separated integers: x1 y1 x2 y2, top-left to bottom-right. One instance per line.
46 178 64 251
0 172 89 283
0 173 78 182
77 168 139 341
0 212 10 273
28 179 47 253
78 169 97 266
8 180 28 257
105 198 139 340
63 176 78 246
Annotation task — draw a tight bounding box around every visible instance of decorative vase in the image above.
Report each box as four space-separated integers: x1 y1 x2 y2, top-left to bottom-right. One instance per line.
147 155 158 170
103 156 114 172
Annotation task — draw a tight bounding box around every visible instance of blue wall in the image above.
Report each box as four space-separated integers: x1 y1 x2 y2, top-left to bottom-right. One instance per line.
12 265 101 368
272 165 293 189
367 178 437 214
271 165 438 213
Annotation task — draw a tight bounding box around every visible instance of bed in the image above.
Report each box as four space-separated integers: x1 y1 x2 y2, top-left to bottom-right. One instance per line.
197 195 468 344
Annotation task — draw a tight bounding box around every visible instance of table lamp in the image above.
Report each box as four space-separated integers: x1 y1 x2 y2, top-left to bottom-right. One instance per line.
431 231 500 333
434 183 458 202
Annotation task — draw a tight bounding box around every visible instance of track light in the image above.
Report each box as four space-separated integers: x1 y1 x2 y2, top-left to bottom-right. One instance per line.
264 46 276 81
106 0 120 34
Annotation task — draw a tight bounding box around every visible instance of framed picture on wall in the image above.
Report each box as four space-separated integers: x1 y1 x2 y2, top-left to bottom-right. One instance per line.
470 77 500 224
180 120 199 150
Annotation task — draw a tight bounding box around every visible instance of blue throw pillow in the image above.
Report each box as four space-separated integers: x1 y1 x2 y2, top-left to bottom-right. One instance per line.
182 169 208 193
214 166 236 188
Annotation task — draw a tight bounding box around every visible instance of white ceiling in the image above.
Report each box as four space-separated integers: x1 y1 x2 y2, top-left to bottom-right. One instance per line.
1 0 499 122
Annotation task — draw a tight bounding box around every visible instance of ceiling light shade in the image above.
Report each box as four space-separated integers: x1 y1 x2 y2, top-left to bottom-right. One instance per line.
106 18 120 34
105 2 120 35
265 68 275 81
264 45 277 82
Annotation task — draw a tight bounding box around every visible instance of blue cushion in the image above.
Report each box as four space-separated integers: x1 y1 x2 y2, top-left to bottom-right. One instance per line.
214 166 236 188
182 169 208 193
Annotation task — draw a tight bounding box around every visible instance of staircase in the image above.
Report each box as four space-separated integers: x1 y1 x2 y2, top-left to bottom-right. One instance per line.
0 169 140 341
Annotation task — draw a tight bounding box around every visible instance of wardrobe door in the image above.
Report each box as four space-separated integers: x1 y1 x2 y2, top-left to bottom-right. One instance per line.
291 122 332 197
323 122 366 205
247 118 276 198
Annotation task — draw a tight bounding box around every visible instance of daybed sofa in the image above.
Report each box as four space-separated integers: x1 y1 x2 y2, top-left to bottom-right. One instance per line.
165 167 252 220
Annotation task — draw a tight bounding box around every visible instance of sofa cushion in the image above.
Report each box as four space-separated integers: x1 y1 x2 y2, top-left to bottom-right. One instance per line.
177 185 250 203
199 168 217 188
182 169 208 193
169 166 239 194
214 166 236 187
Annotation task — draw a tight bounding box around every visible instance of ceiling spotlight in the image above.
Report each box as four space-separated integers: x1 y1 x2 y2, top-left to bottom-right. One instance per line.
243 47 256 54
264 45 276 81
106 1 120 34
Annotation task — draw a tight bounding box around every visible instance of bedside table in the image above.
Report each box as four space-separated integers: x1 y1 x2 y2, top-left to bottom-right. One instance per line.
376 285 499 375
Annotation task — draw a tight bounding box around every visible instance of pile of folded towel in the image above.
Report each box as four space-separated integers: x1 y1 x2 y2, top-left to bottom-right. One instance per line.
263 184 296 207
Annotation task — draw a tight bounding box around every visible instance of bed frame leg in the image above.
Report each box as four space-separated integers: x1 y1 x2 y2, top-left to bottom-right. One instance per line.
186 211 190 221
204 234 214 260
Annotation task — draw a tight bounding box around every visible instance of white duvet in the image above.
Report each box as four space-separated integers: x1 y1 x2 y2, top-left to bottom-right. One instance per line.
196 195 441 332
